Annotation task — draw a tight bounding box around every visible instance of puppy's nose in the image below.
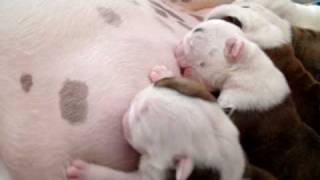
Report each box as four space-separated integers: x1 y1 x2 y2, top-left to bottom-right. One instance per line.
193 27 204 33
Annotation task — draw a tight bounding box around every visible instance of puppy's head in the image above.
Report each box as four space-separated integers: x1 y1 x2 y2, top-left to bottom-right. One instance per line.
205 4 291 49
176 20 255 89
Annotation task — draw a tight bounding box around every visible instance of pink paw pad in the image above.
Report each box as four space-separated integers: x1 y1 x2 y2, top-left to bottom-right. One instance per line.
224 38 245 62
149 65 174 83
66 160 88 180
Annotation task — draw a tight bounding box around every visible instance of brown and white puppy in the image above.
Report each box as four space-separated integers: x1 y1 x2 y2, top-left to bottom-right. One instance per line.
232 1 320 79
205 3 320 134
234 0 320 31
151 70 278 180
176 19 320 180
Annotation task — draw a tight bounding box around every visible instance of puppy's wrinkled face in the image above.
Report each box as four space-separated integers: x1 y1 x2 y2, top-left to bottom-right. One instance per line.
176 20 247 89
205 4 290 48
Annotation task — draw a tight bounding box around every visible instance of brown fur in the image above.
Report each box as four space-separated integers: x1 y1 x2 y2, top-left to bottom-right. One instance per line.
156 77 277 180
231 96 320 180
291 27 320 80
155 77 216 101
264 45 320 134
244 163 278 180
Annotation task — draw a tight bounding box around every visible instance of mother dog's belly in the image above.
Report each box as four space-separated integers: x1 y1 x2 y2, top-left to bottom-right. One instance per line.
0 0 199 179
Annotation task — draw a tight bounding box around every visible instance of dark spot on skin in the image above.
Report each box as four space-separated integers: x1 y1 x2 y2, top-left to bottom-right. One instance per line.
154 8 168 18
59 80 89 124
20 73 33 93
148 0 185 22
97 6 122 27
156 17 175 33
177 21 192 30
242 5 250 8
182 0 192 2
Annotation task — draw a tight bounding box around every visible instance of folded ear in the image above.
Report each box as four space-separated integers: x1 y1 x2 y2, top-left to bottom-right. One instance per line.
224 37 245 63
176 156 194 180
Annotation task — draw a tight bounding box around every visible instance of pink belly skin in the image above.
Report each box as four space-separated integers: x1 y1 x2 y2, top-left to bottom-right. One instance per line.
0 0 200 179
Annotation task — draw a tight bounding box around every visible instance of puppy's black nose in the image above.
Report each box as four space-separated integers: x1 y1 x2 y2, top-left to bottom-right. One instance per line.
194 27 204 33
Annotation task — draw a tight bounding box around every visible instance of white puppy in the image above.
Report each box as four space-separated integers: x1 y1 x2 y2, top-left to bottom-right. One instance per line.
123 67 245 180
176 19 289 112
234 0 320 31
65 67 245 180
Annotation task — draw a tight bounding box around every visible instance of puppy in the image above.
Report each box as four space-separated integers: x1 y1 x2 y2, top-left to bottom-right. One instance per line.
234 0 320 31
205 3 320 134
176 19 320 180
233 1 320 79
150 67 279 180
123 66 246 180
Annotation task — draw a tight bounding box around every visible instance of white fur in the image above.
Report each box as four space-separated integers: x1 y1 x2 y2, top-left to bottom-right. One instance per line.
205 4 291 49
234 0 320 31
126 85 245 180
180 20 290 111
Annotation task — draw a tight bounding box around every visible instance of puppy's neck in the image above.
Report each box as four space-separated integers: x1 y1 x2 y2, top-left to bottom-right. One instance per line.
218 51 290 112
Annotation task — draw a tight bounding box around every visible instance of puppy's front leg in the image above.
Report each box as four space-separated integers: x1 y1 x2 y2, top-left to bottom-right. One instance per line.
150 65 215 101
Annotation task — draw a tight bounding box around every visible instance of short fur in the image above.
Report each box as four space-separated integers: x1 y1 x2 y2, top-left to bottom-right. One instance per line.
291 26 320 79
234 0 320 31
125 76 245 180
264 45 320 131
205 3 320 134
177 19 320 180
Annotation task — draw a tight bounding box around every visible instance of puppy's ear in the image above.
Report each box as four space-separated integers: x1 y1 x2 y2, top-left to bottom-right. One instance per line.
176 156 194 180
224 37 245 63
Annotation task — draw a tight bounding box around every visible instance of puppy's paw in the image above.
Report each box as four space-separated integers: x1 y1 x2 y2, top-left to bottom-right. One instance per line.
66 160 88 180
149 65 174 82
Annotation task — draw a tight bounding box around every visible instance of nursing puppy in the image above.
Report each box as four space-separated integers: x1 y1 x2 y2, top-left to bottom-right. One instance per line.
176 19 320 180
123 67 245 180
234 0 320 31
67 66 246 180
205 3 320 133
